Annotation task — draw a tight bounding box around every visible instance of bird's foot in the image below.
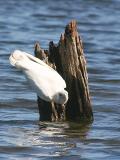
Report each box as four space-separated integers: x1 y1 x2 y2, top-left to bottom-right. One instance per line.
61 104 66 121
51 101 58 122
56 104 66 121
51 113 58 122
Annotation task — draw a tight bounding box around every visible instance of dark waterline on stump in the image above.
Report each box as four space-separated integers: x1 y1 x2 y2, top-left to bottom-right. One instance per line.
0 0 120 159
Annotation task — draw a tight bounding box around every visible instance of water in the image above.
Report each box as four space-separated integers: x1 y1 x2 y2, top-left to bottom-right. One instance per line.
0 0 120 159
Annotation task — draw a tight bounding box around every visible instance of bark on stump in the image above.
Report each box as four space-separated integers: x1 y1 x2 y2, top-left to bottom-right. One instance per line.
34 20 93 122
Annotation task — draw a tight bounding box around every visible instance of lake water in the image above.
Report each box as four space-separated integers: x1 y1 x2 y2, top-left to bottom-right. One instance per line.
0 0 120 159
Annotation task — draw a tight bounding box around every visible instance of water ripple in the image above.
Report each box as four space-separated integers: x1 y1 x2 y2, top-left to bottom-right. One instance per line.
0 0 120 159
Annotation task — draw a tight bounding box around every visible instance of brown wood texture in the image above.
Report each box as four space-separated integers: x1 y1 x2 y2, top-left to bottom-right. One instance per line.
34 20 93 122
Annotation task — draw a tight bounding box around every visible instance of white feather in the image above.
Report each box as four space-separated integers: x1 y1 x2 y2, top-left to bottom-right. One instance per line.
9 50 68 104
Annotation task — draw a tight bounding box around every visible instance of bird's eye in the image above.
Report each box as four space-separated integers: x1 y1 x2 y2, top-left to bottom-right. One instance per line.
59 93 63 97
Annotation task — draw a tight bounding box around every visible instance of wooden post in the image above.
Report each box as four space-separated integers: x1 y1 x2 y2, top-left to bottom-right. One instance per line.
34 20 93 122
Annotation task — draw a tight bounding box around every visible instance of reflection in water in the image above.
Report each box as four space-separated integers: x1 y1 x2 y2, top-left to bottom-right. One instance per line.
1 121 91 158
0 0 120 159
64 122 92 139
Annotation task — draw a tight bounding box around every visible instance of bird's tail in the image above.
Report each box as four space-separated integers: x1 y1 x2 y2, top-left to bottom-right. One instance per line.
9 54 16 66
9 53 25 70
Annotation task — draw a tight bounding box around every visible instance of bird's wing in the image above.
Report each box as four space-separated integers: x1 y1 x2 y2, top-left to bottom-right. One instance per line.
24 71 52 101
25 53 48 67
24 53 67 85
24 52 58 72
29 65 67 89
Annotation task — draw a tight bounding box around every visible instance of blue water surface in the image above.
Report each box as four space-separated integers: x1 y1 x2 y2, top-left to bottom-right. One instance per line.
0 0 120 159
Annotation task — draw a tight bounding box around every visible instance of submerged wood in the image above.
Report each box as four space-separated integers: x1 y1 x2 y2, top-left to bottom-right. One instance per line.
34 20 93 122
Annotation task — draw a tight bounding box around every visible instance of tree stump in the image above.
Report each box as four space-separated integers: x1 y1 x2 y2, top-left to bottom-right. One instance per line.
34 20 93 122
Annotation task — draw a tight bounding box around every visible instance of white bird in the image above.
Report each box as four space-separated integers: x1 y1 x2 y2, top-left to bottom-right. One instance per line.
9 50 68 120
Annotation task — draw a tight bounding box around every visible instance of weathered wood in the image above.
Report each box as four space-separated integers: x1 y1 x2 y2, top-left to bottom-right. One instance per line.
34 20 93 122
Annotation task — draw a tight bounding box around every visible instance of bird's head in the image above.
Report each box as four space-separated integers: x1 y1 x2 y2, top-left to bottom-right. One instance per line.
53 90 68 105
